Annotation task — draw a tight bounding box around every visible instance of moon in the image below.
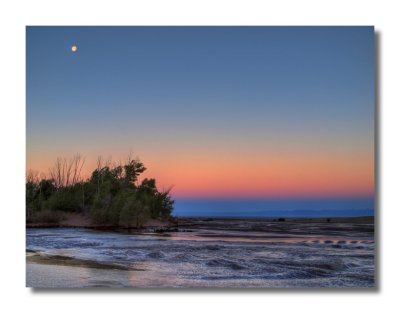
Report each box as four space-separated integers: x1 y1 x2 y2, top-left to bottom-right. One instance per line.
71 45 78 52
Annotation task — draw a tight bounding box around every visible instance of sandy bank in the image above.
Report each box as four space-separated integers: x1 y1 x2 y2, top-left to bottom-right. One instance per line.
26 212 174 229
26 252 137 270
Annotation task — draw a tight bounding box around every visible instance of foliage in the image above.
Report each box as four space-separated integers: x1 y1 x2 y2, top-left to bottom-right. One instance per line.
26 156 174 227
28 209 64 224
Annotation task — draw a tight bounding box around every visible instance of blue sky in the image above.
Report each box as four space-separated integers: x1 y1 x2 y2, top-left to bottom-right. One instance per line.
26 26 374 203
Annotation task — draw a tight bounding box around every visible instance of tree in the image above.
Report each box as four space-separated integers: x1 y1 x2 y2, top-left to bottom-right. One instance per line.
49 154 85 188
119 194 150 228
123 159 146 186
27 153 174 227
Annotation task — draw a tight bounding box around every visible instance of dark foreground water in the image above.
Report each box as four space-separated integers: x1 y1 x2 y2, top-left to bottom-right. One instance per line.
26 221 374 288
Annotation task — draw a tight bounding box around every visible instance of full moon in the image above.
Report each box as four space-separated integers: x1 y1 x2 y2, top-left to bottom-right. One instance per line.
71 45 78 52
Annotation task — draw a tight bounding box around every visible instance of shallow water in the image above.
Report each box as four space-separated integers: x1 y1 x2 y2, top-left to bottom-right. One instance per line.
26 224 374 288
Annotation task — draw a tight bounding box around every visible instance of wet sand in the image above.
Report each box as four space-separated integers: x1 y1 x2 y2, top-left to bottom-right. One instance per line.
26 218 375 288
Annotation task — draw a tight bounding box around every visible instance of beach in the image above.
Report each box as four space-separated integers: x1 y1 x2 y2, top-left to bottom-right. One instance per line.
26 218 374 288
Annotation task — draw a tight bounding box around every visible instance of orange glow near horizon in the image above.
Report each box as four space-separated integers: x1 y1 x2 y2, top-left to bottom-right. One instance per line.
26 27 375 201
26 148 374 199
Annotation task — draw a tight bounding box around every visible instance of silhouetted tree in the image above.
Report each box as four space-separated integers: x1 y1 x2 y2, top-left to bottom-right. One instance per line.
27 154 174 227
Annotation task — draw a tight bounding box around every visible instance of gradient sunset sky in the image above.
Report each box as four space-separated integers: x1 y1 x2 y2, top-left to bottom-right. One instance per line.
26 26 374 200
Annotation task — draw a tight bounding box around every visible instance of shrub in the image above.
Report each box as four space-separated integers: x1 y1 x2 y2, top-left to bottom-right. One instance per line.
32 210 64 224
119 194 150 228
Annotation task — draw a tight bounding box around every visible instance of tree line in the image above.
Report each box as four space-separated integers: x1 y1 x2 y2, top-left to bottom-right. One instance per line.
26 154 174 227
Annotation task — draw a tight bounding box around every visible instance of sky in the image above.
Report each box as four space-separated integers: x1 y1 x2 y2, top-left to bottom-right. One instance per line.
26 26 374 203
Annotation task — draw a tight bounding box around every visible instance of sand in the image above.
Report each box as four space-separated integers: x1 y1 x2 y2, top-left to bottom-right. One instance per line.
27 212 172 229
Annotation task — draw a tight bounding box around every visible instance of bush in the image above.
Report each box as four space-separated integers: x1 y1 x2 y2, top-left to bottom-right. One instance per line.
31 210 64 224
27 155 174 227
45 190 80 212
119 194 150 228
90 196 108 225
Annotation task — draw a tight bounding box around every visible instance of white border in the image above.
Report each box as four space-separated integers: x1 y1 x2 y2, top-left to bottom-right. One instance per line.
1 1 399 312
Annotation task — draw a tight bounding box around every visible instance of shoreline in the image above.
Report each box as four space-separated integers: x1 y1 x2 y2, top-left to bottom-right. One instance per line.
26 215 374 231
178 216 374 223
26 212 175 231
26 220 375 288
